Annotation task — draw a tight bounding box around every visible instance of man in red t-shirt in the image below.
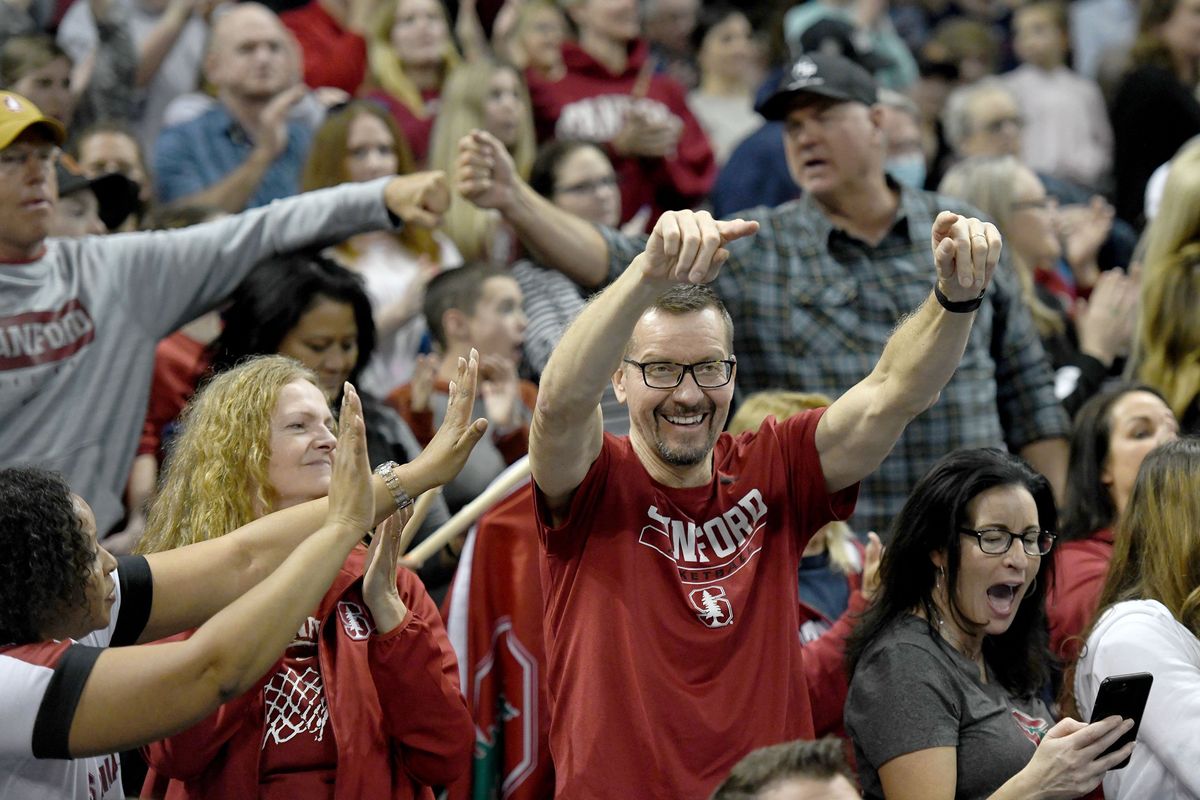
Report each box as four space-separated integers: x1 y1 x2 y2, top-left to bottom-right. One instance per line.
529 207 1004 798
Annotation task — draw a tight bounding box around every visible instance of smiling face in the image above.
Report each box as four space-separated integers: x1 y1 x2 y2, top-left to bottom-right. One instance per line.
390 0 450 69
277 297 360 403
1102 390 1180 517
266 379 338 510
782 97 885 205
613 307 735 473
343 111 399 183
935 484 1042 647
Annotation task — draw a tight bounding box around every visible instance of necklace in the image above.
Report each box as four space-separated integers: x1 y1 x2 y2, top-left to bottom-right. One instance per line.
934 610 985 671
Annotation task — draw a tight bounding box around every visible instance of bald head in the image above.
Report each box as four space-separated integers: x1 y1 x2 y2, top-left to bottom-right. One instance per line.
206 3 294 102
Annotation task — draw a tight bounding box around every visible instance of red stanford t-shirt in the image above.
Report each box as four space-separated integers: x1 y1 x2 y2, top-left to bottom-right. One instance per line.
534 409 857 799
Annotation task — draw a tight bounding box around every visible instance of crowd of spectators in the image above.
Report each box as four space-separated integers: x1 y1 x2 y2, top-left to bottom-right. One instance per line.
2 0 1200 797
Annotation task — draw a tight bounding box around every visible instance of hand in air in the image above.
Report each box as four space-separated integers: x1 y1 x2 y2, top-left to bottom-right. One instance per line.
930 211 1002 303
641 209 759 286
326 383 374 534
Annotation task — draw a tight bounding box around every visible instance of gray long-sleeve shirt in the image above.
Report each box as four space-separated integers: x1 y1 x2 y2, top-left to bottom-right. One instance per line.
0 177 398 532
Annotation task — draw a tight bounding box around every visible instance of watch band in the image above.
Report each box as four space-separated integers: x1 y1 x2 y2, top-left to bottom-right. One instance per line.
373 460 415 510
933 282 985 313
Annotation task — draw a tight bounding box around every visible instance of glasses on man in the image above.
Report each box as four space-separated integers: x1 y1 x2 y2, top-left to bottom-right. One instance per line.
622 358 736 389
959 527 1056 556
0 145 61 173
555 175 618 196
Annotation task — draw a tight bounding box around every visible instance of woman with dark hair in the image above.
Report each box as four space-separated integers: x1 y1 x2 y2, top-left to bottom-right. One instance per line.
210 251 454 547
845 448 1132 800
1046 384 1179 661
1070 437 1200 798
0 376 481 799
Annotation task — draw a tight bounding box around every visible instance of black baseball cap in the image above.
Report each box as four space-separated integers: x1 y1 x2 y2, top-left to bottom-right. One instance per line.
755 52 880 121
55 160 140 231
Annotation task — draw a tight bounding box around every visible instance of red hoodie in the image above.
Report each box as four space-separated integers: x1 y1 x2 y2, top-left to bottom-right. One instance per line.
140 546 473 800
526 39 715 228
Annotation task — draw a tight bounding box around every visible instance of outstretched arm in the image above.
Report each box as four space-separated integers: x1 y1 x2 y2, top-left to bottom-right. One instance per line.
531 210 758 512
816 212 1002 492
138 354 486 644
457 129 611 288
66 385 378 756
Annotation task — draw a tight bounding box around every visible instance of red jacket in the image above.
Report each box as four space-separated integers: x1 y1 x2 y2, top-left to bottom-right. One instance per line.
1046 528 1114 663
798 544 868 739
526 39 715 228
140 547 473 800
280 1 368 94
443 482 555 800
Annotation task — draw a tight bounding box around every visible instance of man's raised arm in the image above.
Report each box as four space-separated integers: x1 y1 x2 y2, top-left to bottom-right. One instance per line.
531 211 758 514
457 129 612 289
815 211 1003 492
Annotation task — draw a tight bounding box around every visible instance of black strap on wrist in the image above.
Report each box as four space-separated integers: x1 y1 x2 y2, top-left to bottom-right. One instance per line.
933 283 985 313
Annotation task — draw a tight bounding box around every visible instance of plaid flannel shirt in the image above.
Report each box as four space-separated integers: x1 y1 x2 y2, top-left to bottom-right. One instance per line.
600 184 1068 535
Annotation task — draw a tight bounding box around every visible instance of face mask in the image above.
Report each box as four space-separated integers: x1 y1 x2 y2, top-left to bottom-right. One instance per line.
886 152 927 189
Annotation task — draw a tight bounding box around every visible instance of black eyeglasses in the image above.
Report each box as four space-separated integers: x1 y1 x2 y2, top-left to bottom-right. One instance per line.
959 528 1056 556
622 358 736 389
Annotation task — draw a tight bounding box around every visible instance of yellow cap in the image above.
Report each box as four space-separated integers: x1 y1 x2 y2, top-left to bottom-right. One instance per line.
0 91 66 150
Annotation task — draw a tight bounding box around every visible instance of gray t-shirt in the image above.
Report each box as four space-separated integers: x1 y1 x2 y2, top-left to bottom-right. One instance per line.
0 178 396 533
845 615 1052 800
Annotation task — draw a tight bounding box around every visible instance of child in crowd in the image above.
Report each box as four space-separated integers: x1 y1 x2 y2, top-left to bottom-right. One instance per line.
388 263 533 515
1002 0 1113 191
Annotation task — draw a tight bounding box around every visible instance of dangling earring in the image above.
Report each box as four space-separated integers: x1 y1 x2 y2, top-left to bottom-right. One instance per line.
935 565 945 590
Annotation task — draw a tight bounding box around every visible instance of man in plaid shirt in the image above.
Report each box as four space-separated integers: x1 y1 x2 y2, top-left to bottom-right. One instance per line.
455 53 1068 537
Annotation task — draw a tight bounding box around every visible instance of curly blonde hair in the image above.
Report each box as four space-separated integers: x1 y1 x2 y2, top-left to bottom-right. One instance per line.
138 356 320 554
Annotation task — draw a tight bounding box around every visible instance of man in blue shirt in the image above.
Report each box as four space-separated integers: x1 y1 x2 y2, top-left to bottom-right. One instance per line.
153 3 310 212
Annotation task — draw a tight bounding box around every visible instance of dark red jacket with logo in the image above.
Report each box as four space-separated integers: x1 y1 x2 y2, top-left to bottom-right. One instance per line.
140 546 472 800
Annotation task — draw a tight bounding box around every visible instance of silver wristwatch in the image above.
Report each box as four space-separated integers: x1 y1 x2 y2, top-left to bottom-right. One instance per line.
373 460 415 510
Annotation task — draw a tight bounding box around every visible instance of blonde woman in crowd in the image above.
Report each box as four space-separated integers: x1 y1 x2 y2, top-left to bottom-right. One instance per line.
1134 138 1200 433
363 0 460 166
939 155 1139 416
138 355 483 799
1071 437 1200 799
303 100 461 395
428 58 535 265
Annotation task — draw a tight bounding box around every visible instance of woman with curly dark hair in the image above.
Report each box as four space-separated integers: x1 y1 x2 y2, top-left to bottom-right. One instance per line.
844 448 1132 800
0 369 486 799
